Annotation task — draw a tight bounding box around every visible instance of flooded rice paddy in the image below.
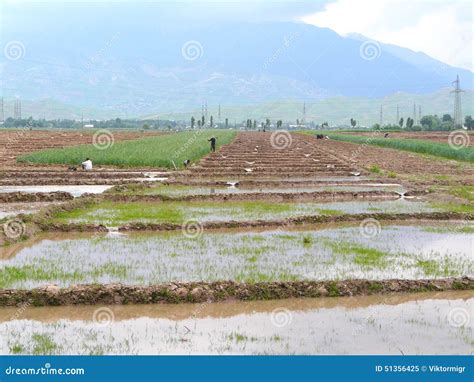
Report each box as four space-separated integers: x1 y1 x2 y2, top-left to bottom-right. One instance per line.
52 199 438 225
0 202 63 219
1 224 472 288
0 292 471 354
0 185 113 197
133 183 407 197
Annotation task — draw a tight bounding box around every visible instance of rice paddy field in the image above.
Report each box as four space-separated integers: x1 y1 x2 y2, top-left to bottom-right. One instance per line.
49 199 441 226
1 224 473 289
0 129 473 355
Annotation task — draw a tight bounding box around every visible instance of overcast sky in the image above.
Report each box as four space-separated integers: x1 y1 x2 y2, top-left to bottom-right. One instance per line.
302 0 473 71
2 0 472 71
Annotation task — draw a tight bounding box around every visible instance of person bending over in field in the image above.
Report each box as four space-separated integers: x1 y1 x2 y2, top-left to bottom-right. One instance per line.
208 137 217 152
81 158 93 171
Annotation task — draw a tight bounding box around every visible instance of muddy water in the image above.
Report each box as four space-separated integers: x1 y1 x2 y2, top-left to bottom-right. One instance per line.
0 292 471 354
0 185 113 197
1 224 472 288
0 202 62 219
143 183 407 197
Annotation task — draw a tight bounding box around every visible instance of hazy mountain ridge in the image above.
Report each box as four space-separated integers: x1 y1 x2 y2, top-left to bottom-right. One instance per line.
2 12 473 119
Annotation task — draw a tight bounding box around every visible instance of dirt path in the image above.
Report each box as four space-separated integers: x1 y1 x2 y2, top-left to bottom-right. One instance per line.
0 277 471 306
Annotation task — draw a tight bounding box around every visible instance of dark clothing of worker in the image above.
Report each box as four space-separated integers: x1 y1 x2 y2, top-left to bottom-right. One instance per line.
208 137 217 152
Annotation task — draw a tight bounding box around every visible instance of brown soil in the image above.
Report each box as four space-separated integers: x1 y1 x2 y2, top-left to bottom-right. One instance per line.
186 132 361 179
311 134 474 182
1 277 471 306
341 131 474 146
102 190 404 203
0 192 73 203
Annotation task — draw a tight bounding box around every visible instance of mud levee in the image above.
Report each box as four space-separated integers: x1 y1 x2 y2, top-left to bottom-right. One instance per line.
1 277 472 306
27 211 473 234
0 192 73 203
102 190 403 203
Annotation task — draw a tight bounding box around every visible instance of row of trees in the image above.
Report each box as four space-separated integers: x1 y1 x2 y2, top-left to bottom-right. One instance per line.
1 117 178 129
349 114 473 131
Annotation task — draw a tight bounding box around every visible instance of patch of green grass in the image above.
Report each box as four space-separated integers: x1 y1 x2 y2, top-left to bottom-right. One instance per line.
50 200 310 225
18 130 237 168
369 165 381 173
227 333 248 343
0 263 128 289
430 202 474 214
448 186 474 202
10 344 24 354
311 133 474 162
368 282 383 293
327 282 340 297
52 201 185 225
422 226 474 234
316 208 343 216
324 240 389 268
387 171 397 178
416 260 440 276
32 334 57 355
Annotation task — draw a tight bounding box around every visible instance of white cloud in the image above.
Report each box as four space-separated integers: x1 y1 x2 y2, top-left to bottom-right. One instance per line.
302 0 473 71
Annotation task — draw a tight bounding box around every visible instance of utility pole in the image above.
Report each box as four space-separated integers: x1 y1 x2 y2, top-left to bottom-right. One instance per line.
451 75 464 128
379 105 383 126
205 102 208 118
413 103 417 125
14 99 22 119
0 98 4 123
218 104 221 122
396 105 399 124
302 102 306 125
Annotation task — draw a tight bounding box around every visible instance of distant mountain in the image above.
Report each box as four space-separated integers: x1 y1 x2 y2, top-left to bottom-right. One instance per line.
2 7 473 118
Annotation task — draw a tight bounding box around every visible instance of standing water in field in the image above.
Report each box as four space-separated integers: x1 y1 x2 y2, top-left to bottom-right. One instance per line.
0 292 471 355
0 224 472 288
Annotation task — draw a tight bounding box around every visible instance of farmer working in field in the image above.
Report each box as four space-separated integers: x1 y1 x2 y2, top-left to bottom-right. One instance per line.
81 158 93 171
208 137 217 152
